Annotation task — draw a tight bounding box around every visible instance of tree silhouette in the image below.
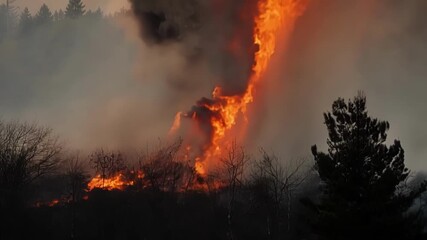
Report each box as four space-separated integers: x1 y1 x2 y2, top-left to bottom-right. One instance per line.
0 121 62 238
89 149 126 185
219 141 249 240
65 0 86 19
35 4 53 26
309 92 426 240
139 139 188 192
85 7 103 20
18 7 32 35
65 154 88 203
57 9 65 21
0 121 62 192
0 2 18 40
64 154 88 239
250 150 307 239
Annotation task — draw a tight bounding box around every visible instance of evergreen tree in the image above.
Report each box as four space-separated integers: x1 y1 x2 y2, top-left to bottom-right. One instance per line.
53 10 59 21
0 4 9 39
0 2 18 39
19 7 32 34
85 7 103 20
309 93 426 240
58 9 65 21
35 4 53 26
65 0 86 19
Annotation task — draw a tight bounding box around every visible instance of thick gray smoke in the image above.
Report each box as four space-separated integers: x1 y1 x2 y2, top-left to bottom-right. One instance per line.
1 0 426 173
129 0 260 157
130 0 258 95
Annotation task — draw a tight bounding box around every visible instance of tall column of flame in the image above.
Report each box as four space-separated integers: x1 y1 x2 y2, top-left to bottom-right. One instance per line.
171 0 307 175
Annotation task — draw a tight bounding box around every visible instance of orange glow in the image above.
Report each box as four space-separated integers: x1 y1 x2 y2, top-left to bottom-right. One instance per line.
179 0 308 174
34 198 64 208
204 0 304 173
169 112 182 135
48 199 60 207
87 173 134 191
195 160 206 176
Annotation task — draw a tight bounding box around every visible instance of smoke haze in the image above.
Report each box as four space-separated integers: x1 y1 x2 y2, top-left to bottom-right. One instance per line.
16 0 129 13
249 0 427 171
1 0 427 172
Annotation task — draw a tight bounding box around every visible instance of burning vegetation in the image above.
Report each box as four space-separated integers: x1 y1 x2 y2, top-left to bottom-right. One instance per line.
1 0 427 240
71 0 309 192
167 0 309 175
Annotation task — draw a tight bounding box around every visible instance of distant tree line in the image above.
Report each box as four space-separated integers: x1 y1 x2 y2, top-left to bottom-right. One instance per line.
0 0 130 41
0 93 426 240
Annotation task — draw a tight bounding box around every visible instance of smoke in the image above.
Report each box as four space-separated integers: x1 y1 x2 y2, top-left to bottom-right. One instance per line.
248 0 427 171
0 12 193 153
129 0 260 159
16 0 130 14
130 0 258 95
1 0 427 173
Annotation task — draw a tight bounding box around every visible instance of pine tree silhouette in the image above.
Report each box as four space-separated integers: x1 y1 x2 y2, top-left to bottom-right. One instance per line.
65 0 86 19
309 92 427 240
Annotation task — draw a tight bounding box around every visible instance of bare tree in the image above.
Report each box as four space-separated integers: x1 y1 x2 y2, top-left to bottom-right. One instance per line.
64 153 88 240
65 153 88 203
219 141 250 240
0 120 62 191
139 139 187 192
250 149 308 239
89 149 126 186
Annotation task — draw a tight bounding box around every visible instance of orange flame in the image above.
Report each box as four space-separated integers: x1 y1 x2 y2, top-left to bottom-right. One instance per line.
169 112 182 135
48 199 60 207
179 0 308 175
87 174 134 191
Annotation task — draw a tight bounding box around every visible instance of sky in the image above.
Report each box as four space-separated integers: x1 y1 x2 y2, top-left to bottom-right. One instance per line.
1 0 427 172
13 0 130 14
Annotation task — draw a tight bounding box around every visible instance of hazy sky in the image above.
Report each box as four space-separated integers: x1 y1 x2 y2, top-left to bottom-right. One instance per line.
2 0 427 172
13 0 130 14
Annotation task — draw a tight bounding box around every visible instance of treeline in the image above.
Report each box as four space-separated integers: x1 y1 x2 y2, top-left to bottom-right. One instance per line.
0 0 130 41
0 94 426 240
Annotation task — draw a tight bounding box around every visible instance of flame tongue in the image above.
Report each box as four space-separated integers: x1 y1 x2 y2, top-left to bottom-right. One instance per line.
172 0 307 175
87 174 133 191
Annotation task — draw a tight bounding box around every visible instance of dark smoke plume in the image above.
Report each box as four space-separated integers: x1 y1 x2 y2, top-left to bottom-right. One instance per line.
130 0 260 155
129 0 258 95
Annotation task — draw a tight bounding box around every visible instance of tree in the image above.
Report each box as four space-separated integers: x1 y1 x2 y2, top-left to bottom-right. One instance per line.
0 120 62 236
0 1 18 40
18 7 32 35
89 149 126 186
56 9 65 21
53 9 66 21
0 121 62 192
218 141 249 240
250 150 307 239
64 154 88 240
35 4 53 26
65 154 88 203
309 93 427 240
0 5 6 39
139 139 188 192
65 0 86 19
85 7 103 20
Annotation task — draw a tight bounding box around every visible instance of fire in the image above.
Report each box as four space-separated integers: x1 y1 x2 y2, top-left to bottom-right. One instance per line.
34 198 64 208
32 1 308 209
169 112 182 135
171 0 308 175
48 199 60 207
87 173 134 191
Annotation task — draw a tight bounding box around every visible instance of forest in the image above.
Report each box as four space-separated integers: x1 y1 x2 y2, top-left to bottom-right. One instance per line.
1 0 427 240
